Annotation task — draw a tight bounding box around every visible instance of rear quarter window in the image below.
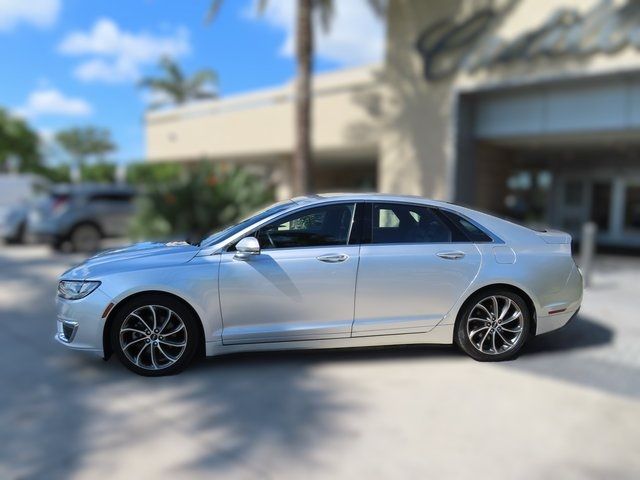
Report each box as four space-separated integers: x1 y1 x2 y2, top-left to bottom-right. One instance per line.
441 210 493 243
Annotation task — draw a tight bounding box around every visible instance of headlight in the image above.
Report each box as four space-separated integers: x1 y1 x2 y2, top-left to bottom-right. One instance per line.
57 280 101 300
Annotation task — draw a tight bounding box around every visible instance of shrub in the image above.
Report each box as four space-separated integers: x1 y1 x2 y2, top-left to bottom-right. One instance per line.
129 161 274 242
126 162 184 186
80 163 117 183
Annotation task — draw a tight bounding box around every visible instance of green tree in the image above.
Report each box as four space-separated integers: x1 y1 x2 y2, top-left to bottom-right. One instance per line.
207 0 386 195
0 107 41 172
129 161 273 241
80 163 117 183
139 56 218 109
126 161 185 186
55 126 116 171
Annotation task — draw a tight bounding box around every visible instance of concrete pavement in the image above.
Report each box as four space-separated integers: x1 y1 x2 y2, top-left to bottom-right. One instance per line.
1 245 639 480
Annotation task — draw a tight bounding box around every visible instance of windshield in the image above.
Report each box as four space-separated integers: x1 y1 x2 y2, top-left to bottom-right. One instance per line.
199 200 294 247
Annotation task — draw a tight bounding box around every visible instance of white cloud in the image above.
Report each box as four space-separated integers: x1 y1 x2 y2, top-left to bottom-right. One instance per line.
58 18 191 83
246 0 385 66
0 0 60 32
16 87 93 119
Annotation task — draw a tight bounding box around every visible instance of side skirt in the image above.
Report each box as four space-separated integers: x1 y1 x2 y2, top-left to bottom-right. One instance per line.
205 323 455 357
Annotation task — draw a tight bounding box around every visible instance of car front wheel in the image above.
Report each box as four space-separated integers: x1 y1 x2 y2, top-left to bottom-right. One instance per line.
70 223 101 253
455 289 531 361
110 294 201 376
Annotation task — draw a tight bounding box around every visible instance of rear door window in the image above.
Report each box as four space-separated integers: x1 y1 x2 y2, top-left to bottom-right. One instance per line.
371 203 460 244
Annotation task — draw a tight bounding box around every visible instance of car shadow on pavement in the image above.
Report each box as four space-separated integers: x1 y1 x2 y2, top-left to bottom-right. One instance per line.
0 305 361 480
522 314 613 355
506 315 640 399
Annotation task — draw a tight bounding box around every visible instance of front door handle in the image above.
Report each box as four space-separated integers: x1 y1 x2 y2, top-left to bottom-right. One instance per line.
437 251 465 260
316 253 349 263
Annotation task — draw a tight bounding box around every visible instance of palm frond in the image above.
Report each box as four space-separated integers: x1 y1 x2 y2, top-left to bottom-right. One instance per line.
256 0 270 15
159 56 184 84
366 0 387 17
206 0 224 23
314 0 335 32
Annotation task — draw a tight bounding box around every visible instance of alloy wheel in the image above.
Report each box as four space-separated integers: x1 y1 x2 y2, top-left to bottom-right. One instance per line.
119 305 188 370
466 295 524 355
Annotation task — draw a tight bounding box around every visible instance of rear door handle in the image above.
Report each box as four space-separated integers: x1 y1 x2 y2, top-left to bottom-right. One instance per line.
437 251 465 260
316 253 349 263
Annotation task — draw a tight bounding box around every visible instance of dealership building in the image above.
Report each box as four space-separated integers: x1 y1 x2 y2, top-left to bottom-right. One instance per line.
146 0 640 248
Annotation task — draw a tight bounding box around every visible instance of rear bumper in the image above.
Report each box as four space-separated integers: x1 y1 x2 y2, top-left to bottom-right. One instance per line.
536 307 580 335
536 263 583 335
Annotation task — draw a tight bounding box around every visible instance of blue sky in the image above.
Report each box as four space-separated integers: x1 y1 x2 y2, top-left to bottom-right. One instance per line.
0 0 384 164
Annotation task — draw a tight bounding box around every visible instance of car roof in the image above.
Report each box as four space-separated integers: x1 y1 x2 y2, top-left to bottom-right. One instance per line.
291 192 453 209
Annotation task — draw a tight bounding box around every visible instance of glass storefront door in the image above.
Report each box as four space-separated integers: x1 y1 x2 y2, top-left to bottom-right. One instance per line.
556 173 640 247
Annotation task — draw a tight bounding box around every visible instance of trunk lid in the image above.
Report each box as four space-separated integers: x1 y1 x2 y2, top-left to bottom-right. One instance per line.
536 229 572 244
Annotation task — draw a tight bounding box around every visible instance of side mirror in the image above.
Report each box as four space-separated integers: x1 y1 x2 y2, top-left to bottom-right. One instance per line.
234 236 260 260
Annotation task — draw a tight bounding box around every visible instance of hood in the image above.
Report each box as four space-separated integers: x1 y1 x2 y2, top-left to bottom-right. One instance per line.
61 241 200 280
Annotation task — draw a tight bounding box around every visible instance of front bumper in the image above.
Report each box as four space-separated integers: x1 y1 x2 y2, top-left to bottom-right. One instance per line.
55 287 112 356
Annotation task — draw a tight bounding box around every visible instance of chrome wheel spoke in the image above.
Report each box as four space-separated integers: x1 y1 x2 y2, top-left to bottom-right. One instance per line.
475 304 492 319
501 310 521 325
498 299 512 320
122 337 145 351
490 296 499 318
121 327 146 335
157 344 177 363
129 312 152 333
158 308 173 334
159 338 186 348
496 329 511 346
491 330 497 353
479 329 491 349
135 343 149 365
163 324 185 336
469 326 489 339
150 344 158 369
469 317 490 323
148 305 158 331
500 325 522 333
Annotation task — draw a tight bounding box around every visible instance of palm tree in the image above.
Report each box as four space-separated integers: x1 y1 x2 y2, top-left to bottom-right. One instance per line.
139 56 218 109
208 0 386 195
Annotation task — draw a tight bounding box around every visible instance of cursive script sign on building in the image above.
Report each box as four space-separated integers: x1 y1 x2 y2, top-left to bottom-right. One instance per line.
416 0 640 81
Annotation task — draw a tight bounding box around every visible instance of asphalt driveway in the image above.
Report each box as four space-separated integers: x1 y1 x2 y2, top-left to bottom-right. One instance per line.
1 245 639 480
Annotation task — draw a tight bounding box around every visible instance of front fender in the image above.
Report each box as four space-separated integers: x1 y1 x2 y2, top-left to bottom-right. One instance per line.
98 255 222 343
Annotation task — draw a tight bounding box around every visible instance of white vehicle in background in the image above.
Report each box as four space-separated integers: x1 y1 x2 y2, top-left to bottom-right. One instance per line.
0 174 48 244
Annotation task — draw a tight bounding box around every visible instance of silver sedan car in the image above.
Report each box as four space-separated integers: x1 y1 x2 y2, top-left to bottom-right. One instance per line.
55 194 583 376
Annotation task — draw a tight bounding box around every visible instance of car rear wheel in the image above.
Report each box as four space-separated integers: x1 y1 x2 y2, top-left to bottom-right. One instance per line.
455 289 531 361
70 223 101 252
110 295 201 376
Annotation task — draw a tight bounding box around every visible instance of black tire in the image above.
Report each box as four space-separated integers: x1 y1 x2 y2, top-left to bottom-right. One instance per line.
69 223 102 253
5 222 26 244
110 294 201 376
455 288 531 362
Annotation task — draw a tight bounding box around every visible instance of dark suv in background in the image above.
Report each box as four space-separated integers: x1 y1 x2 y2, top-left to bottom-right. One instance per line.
29 184 137 252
